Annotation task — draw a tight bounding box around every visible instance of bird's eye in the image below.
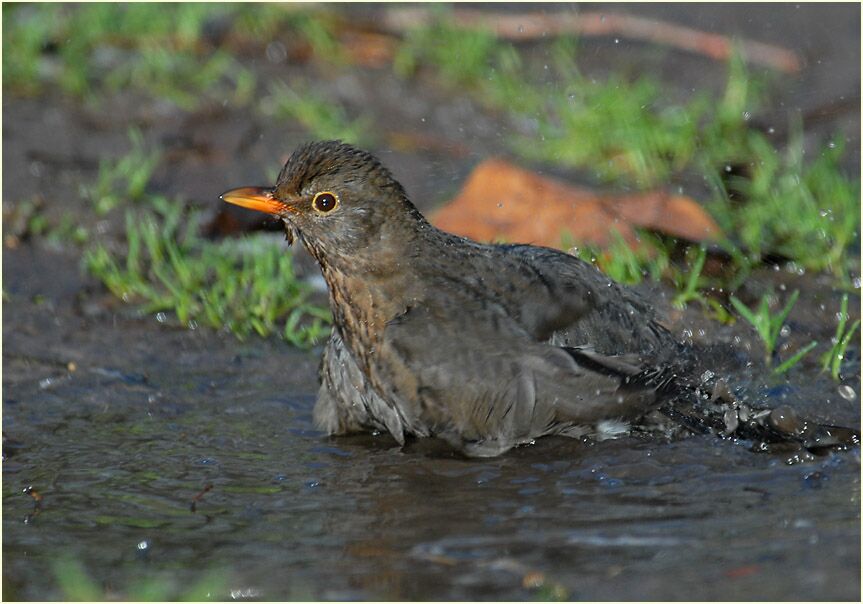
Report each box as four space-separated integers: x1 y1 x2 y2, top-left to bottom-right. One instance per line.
312 191 339 214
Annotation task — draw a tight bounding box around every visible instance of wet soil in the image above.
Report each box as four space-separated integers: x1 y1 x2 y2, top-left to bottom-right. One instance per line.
3 4 860 601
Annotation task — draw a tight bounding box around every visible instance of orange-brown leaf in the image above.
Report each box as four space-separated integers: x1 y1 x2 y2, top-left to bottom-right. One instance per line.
432 159 722 249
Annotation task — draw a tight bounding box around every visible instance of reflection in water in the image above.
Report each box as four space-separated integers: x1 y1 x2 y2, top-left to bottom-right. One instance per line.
319 427 859 600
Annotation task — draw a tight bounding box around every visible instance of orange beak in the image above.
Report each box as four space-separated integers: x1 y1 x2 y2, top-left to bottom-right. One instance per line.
220 186 291 215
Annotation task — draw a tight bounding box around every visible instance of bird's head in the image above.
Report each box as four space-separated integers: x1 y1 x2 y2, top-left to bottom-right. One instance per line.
221 140 425 266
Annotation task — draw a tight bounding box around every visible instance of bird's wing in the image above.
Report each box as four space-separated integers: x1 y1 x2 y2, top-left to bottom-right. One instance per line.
381 297 658 456
490 244 683 360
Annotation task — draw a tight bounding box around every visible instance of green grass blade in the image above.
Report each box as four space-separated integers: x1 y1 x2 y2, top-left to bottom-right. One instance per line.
773 340 818 375
831 318 860 380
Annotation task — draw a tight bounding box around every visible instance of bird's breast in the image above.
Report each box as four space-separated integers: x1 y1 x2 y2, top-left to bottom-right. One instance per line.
322 268 418 375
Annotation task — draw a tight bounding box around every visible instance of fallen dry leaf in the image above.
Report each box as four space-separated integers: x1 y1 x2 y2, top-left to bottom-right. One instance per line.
340 31 398 68
608 191 723 242
432 159 721 249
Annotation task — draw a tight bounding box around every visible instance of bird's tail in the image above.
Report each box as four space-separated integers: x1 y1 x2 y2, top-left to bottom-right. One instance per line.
657 379 860 453
561 345 860 453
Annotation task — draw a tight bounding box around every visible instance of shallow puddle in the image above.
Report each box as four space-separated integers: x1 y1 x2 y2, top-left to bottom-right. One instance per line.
3 288 860 599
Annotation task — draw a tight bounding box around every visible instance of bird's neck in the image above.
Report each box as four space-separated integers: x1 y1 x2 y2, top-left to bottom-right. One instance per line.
307 213 432 364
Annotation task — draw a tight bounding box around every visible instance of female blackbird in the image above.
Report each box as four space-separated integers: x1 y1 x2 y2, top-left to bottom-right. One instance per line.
222 140 857 456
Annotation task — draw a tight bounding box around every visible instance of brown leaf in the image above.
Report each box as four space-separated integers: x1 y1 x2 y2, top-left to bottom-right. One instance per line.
340 31 398 68
609 192 723 242
431 159 722 249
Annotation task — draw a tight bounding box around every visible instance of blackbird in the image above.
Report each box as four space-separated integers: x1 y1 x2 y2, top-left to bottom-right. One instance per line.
222 140 858 457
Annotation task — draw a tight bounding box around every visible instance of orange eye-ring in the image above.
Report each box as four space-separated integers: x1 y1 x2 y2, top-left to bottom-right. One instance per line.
312 191 339 214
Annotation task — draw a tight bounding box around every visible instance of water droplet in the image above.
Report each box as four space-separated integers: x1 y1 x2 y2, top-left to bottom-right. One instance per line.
838 385 856 401
768 127 776 134
614 38 620 44
742 111 752 121
724 165 732 173
265 41 287 63
785 262 805 276
827 141 836 149
231 588 263 600
155 312 167 323
137 540 150 551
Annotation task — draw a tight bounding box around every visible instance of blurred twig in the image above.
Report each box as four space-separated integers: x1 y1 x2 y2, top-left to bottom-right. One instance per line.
382 8 802 73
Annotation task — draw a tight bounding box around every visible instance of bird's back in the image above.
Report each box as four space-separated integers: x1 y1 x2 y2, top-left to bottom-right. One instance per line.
420 232 687 367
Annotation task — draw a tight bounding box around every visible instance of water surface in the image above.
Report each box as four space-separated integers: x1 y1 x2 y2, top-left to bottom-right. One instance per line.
3 275 859 600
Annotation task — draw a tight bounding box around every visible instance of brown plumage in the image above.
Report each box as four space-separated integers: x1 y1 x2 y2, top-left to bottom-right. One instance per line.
222 141 858 457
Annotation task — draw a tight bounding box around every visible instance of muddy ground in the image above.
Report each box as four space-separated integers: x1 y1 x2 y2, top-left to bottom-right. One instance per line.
3 4 860 601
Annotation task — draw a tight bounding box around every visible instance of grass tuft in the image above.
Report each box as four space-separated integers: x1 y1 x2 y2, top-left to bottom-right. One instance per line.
3 4 255 109
260 81 372 144
53 555 229 601
730 289 816 372
84 197 330 347
709 130 860 279
53 558 102 601
566 230 670 286
82 128 161 215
